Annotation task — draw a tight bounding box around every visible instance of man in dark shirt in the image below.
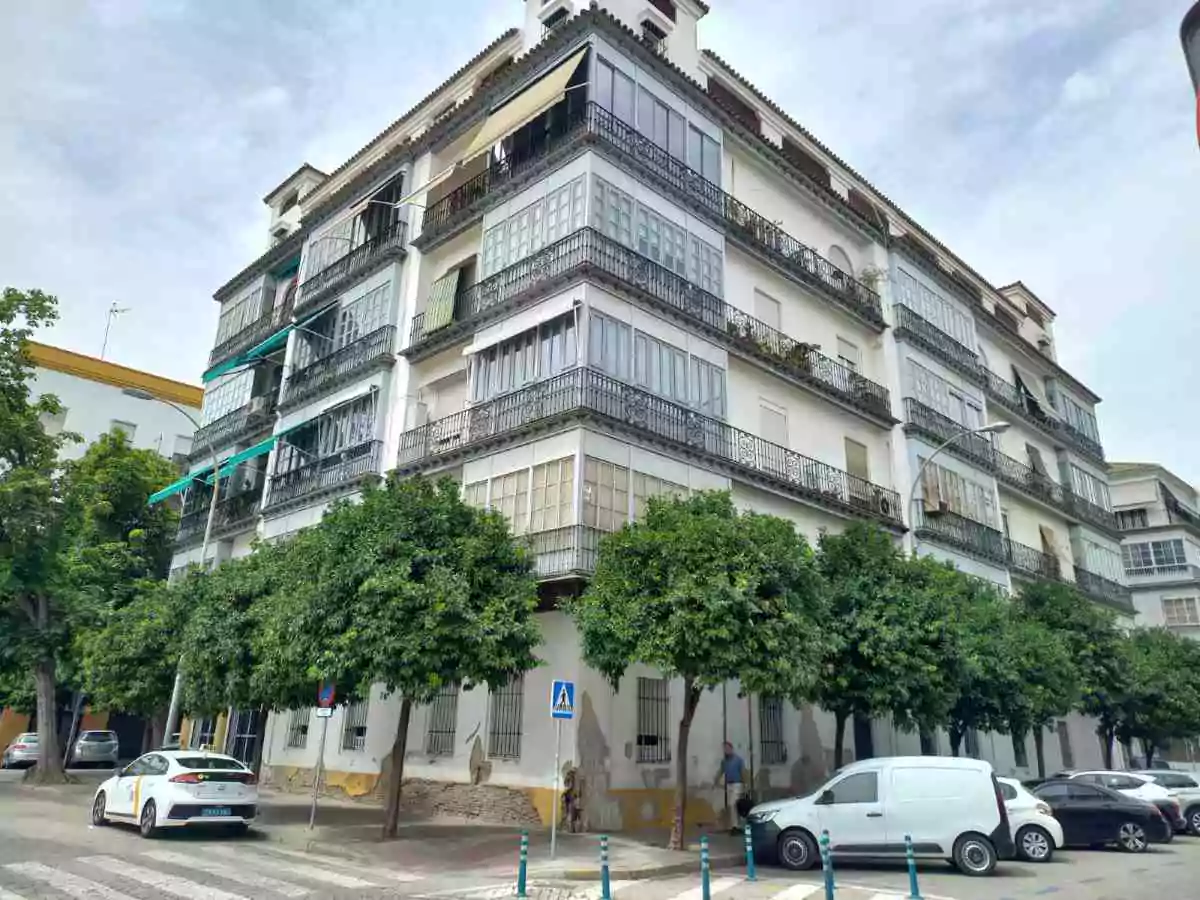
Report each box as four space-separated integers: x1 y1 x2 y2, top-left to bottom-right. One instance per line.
714 741 747 832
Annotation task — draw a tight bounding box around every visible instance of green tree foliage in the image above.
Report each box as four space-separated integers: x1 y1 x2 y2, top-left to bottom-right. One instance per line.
1115 628 1200 763
569 491 828 850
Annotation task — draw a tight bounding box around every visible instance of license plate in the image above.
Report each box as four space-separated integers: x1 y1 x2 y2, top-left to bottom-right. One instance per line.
201 807 232 817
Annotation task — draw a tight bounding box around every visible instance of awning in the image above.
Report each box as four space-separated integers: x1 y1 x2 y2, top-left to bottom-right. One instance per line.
462 295 577 356
147 461 217 505
209 434 279 481
423 268 462 333
460 46 588 163
1012 365 1060 419
242 325 293 362
202 355 248 384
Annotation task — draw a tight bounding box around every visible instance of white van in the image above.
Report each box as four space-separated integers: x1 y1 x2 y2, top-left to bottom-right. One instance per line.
747 756 1014 876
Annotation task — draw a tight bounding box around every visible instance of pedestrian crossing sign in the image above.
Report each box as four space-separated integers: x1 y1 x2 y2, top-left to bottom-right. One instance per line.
551 679 575 719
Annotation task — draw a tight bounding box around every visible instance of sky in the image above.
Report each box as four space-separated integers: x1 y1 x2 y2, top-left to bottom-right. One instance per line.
1 0 1197 481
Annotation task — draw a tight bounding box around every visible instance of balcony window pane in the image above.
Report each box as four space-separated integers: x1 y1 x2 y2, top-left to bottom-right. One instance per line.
529 456 575 532
584 457 629 531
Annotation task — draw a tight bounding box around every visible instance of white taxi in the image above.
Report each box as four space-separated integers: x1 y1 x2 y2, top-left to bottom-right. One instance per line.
90 750 258 837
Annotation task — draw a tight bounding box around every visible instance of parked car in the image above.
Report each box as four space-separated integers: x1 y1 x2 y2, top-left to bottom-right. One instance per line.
91 750 258 838
1133 770 1200 834
1 733 39 769
1033 779 1171 852
1064 770 1183 835
997 776 1063 862
1127 755 1171 770
69 730 119 769
747 756 1014 876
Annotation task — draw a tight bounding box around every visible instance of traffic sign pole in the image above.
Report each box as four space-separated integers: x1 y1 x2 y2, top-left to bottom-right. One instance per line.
309 714 328 830
550 717 562 859
548 679 575 861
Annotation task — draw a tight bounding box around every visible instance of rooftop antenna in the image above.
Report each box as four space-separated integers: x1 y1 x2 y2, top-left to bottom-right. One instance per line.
100 302 130 359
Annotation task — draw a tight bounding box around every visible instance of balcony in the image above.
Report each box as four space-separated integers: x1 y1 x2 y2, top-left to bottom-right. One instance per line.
279 326 396 412
1005 538 1062 582
912 508 1008 566
524 525 603 580
189 398 276 460
263 440 382 512
208 292 294 370
295 220 407 316
407 228 893 423
1073 566 1134 613
892 305 985 385
418 102 883 327
175 488 263 546
902 399 997 472
398 367 903 528
1123 563 1200 581
982 370 1105 464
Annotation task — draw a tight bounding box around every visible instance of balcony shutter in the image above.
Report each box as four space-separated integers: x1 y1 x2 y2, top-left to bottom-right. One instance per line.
424 268 462 333
1025 443 1049 477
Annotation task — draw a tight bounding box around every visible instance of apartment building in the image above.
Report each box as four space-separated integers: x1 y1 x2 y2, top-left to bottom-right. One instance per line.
169 0 1127 823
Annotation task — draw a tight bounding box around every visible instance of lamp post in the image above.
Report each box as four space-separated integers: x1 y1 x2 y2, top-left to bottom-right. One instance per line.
123 387 218 745
907 419 1011 534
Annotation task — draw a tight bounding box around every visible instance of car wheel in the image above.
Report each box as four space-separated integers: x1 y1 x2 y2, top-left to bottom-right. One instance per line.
1016 825 1054 862
777 829 819 871
1117 821 1148 853
91 792 108 827
952 833 997 876
139 800 158 839
1186 806 1200 836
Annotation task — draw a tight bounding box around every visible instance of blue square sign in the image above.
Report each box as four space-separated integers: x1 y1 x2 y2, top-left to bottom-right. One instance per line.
551 680 575 720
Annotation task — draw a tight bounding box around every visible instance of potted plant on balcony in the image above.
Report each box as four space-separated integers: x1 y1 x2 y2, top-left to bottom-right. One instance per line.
858 265 885 293
785 341 818 378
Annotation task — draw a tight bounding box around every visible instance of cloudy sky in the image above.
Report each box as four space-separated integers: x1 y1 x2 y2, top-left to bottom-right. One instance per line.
2 0 1197 480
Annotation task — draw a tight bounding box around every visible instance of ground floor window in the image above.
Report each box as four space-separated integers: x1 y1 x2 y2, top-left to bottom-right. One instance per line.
286 709 310 749
341 698 369 752
488 676 524 760
636 677 671 763
425 683 459 756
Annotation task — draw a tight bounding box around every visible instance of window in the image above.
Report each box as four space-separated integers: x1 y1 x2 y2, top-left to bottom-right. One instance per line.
286 709 310 749
918 456 997 525
688 234 723 297
636 677 671 762
480 176 587 276
1116 508 1149 530
893 269 975 350
1036 782 1069 801
755 290 781 330
335 282 389 349
594 57 634 124
635 205 688 275
200 370 254 426
1025 443 1049 477
906 361 982 428
1162 597 1200 626
759 696 786 764
583 457 629 531
1083 540 1123 583
110 420 137 441
425 683 459 756
588 312 631 380
827 245 854 277
592 177 634 248
1070 465 1111 510
634 331 689 404
1123 539 1188 574
1012 734 1029 768
315 392 377 457
471 313 576 402
824 772 877 804
998 781 1018 801
687 124 721 184
759 401 789 447
1060 394 1100 442
488 676 524 759
189 717 216 749
691 358 727 418
530 457 575 532
215 286 267 344
492 468 531 535
463 480 488 509
636 87 686 159
844 438 870 481
342 698 369 751
633 471 687 520
836 337 860 372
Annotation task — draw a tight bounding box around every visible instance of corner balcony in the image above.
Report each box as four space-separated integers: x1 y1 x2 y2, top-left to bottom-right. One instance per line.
902 399 998 472
983 370 1105 464
1072 566 1134 614
525 525 603 580
912 508 1009 566
262 439 383 513
295 221 407 317
188 397 276 460
398 367 903 528
993 449 1119 536
208 294 294 371
892 304 986 385
175 488 263 547
406 228 894 424
278 326 396 412
418 102 883 328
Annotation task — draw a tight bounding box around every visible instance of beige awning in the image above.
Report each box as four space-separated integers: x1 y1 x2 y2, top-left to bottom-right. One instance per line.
460 46 588 163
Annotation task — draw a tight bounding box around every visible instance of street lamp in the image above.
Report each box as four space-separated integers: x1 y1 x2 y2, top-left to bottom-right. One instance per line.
123 387 218 745
907 419 1011 530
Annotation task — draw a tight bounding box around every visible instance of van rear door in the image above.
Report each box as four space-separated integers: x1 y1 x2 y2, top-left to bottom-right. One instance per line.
885 765 990 855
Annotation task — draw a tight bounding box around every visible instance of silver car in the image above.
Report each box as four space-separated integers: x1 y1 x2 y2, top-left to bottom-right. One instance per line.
1 733 39 768
70 731 119 769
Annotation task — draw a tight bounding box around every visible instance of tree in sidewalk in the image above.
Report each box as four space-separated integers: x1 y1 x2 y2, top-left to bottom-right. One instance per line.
1114 628 1200 764
568 491 829 850
253 475 542 839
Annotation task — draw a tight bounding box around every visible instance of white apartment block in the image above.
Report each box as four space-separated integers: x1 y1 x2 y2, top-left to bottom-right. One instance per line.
170 0 1130 827
1110 462 1200 634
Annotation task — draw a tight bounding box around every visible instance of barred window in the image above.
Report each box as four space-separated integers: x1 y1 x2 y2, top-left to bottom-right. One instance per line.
425 684 459 756
636 677 671 763
341 698 369 752
189 717 216 750
285 709 310 749
759 696 787 764
488 676 525 760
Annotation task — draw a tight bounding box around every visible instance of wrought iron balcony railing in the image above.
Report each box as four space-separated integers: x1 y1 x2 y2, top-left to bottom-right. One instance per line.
1073 565 1134 612
892 304 985 384
295 220 407 316
419 102 882 326
902 399 998 471
208 293 295 370
175 488 263 545
398 367 903 527
264 440 382 511
408 228 893 421
1006 537 1062 582
912 507 1009 565
279 326 395 411
524 525 604 579
189 397 277 459
982 369 1105 463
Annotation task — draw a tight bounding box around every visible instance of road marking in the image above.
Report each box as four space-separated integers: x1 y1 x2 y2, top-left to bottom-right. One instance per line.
142 850 310 897
583 882 639 898
665 876 741 900
247 844 424 882
80 857 247 900
0 888 29 900
4 863 137 900
769 885 822 900
205 848 379 889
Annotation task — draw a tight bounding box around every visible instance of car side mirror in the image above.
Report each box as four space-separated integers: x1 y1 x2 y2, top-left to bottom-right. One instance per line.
816 790 834 805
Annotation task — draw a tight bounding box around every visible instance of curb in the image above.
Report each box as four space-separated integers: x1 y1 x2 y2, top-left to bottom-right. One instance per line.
531 852 744 881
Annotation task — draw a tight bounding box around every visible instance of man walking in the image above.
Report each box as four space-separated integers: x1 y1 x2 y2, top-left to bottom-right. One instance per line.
714 741 747 833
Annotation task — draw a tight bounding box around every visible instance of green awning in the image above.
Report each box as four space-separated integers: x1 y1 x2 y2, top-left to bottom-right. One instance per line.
202 355 247 384
147 463 215 505
243 325 293 362
208 434 279 481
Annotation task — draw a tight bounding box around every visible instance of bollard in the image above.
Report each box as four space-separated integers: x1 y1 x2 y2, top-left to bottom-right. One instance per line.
700 835 712 900
820 829 835 900
743 821 757 881
905 834 923 900
600 834 612 900
517 830 529 899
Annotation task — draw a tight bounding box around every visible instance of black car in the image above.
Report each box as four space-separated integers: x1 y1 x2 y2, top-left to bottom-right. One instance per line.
1033 780 1171 852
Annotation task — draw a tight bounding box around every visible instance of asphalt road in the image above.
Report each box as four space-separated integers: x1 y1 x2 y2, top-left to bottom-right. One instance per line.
1 780 1197 900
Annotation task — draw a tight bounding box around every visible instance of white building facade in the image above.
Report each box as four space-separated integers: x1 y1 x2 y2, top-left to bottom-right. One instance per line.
173 0 1128 828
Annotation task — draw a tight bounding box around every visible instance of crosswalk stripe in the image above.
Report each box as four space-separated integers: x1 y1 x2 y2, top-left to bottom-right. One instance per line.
205 848 379 889
142 850 310 897
769 885 823 900
4 862 137 900
665 876 742 900
249 844 423 882
0 887 29 900
79 857 247 900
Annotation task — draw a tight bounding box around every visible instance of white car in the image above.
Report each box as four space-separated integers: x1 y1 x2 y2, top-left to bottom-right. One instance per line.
1131 770 1200 834
1065 770 1183 834
91 750 258 837
997 776 1063 862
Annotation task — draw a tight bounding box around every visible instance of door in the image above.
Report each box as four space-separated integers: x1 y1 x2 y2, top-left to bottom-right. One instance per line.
1035 782 1081 843
1066 783 1114 843
108 756 149 817
134 753 171 818
814 770 887 853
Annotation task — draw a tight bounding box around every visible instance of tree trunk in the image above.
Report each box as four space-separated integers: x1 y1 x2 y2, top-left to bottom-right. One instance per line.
1098 725 1114 769
250 706 267 778
32 658 65 782
832 711 848 770
150 712 166 750
668 678 702 851
1142 738 1156 766
949 727 963 758
1121 738 1134 766
1034 729 1046 779
382 697 413 840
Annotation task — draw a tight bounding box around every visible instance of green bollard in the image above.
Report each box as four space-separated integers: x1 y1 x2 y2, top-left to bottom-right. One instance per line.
517 829 529 899
700 834 712 900
905 833 923 900
743 821 757 881
600 833 612 900
820 829 835 900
